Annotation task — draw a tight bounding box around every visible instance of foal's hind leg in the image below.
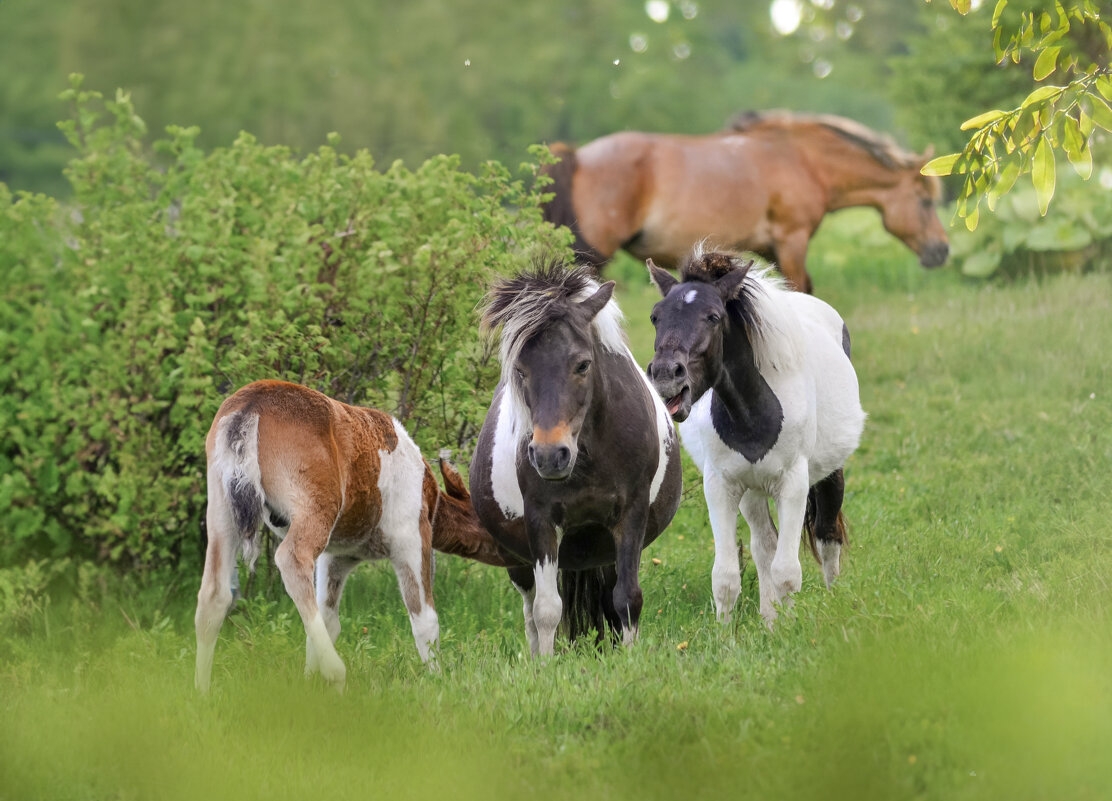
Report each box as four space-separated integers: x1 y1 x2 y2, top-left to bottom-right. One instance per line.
275 509 347 689
194 481 242 693
311 553 360 672
739 490 779 626
705 471 744 623
811 469 847 590
385 517 440 664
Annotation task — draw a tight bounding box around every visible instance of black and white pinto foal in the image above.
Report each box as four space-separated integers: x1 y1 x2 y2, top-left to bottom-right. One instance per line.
647 250 865 624
470 261 682 655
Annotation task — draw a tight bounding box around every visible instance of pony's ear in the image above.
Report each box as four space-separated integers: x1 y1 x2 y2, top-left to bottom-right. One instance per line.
646 259 678 296
577 280 615 320
438 450 470 501
713 261 752 301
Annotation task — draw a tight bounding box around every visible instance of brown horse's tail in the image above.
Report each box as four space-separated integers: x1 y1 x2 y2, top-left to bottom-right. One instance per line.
540 142 607 269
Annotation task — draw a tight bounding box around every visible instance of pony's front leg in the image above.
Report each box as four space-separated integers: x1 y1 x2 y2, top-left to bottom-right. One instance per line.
739 490 779 626
612 499 649 646
526 511 561 658
507 566 540 657
770 463 810 609
705 471 744 623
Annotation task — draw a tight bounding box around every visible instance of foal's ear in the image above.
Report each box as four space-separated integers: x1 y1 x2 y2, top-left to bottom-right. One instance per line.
438 451 470 501
713 261 752 301
646 259 678 296
577 280 615 320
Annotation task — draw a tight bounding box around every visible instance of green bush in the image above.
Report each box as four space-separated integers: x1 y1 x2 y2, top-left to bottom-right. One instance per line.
0 75 569 574
949 166 1112 279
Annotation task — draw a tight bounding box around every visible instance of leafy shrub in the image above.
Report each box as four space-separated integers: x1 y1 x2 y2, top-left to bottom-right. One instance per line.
949 166 1112 278
0 75 569 574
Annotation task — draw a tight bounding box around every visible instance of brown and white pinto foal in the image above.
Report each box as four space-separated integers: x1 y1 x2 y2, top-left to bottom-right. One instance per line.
194 380 507 692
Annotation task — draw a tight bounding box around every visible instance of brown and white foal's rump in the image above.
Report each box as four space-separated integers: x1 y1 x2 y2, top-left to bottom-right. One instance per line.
194 380 443 693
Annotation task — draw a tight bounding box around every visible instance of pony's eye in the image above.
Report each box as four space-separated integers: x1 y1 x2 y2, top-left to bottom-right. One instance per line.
649 313 658 325
575 360 592 375
514 368 526 381
707 314 721 324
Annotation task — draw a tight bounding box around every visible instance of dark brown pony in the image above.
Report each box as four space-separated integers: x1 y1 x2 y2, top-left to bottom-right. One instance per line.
542 110 949 293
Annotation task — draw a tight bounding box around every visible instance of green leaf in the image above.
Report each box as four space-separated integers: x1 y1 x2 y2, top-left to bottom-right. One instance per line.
987 160 1023 210
921 153 960 176
1033 46 1061 81
1022 85 1063 108
1090 96 1112 132
964 205 981 231
961 110 1008 130
992 0 1008 28
1097 74 1112 102
1061 115 1093 179
1032 137 1056 216
951 0 972 13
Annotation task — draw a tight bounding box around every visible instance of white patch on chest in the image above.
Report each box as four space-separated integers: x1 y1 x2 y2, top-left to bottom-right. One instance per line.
490 389 525 519
684 289 698 304
619 344 674 504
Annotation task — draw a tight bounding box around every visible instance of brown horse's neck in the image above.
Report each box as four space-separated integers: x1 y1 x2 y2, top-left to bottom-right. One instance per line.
430 460 516 567
791 127 908 212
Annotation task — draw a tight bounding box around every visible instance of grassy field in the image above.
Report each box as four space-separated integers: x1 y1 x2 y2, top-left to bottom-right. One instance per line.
2 210 1111 800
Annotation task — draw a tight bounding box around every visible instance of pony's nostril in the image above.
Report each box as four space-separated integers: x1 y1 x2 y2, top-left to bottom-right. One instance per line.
673 362 685 380
555 446 571 469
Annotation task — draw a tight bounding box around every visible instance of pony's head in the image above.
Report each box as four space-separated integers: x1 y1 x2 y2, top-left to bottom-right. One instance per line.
880 154 950 269
646 251 756 422
482 260 617 481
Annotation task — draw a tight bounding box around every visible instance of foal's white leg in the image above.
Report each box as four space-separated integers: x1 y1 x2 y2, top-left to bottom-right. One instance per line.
739 490 779 626
531 557 561 657
309 553 360 674
705 471 744 623
194 479 240 693
388 540 440 664
274 517 347 691
512 580 540 657
770 463 810 609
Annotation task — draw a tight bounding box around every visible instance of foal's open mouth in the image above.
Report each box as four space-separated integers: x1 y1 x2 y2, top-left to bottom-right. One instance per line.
665 386 690 419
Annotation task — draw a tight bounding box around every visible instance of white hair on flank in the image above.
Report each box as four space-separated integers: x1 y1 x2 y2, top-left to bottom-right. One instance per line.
482 262 627 430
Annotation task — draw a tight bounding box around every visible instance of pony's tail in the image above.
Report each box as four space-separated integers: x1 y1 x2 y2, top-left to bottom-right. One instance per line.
559 565 619 645
802 486 848 565
539 143 606 268
212 411 265 572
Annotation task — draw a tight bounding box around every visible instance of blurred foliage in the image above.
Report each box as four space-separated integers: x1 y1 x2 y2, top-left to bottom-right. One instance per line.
1 0 935 194
0 77 568 573
923 0 1112 227
949 164 1112 277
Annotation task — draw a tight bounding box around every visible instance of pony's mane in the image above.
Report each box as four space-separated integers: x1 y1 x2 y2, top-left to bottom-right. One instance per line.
679 246 803 373
728 109 921 171
481 257 628 393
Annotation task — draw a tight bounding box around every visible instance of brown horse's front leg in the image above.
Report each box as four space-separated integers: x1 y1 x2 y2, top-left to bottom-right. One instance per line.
773 230 814 294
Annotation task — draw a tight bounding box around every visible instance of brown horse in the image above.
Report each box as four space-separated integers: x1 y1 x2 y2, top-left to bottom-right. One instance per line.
542 110 950 293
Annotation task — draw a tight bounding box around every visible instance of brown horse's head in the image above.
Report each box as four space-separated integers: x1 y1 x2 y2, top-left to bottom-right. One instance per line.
880 153 950 269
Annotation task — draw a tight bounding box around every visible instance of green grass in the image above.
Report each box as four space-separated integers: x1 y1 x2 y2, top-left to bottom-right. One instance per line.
3 210 1111 800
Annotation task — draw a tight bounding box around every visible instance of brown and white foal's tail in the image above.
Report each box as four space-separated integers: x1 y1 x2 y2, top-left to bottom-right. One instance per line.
210 410 265 572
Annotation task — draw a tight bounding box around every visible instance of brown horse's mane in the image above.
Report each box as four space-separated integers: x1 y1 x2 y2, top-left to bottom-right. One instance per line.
727 109 921 171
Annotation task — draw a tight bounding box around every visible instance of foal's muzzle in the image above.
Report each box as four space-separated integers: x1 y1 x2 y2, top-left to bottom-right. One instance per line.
648 357 692 422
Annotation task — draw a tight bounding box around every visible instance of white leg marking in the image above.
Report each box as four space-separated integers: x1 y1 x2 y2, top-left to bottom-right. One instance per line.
194 473 238 693
513 581 540 656
531 558 561 658
306 610 346 689
818 539 842 590
769 463 810 612
705 471 744 623
740 491 778 626
379 420 441 664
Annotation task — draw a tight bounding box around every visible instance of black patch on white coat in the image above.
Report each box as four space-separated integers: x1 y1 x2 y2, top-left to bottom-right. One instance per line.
841 322 852 360
708 308 784 463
